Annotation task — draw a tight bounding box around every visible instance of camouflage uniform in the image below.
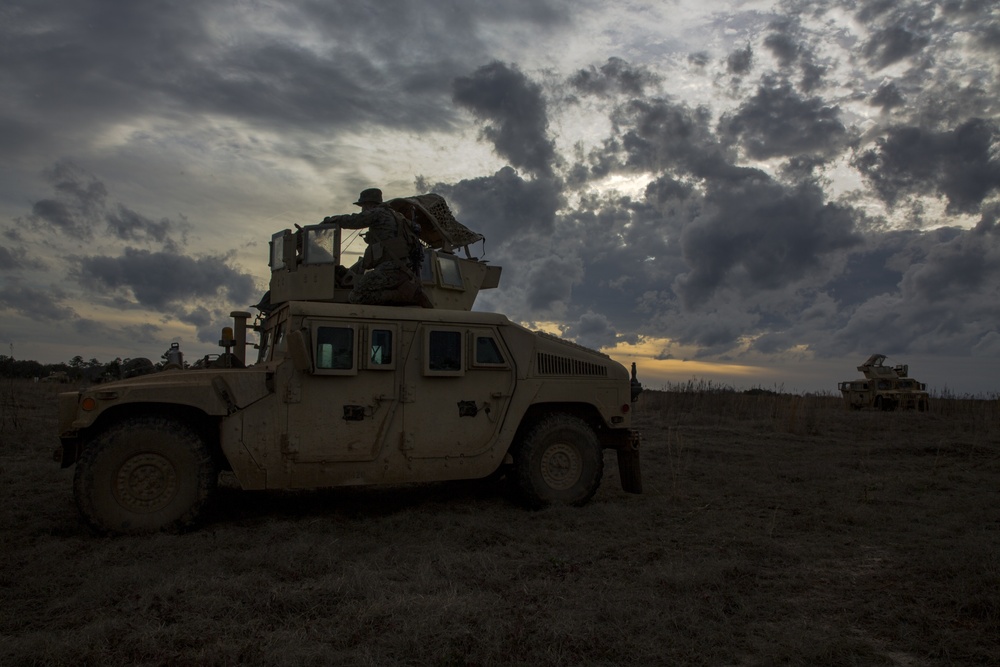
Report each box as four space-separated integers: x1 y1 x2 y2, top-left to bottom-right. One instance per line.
323 192 430 307
326 205 406 271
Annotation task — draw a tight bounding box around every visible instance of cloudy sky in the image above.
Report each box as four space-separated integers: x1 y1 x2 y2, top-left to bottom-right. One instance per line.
3 0 999 394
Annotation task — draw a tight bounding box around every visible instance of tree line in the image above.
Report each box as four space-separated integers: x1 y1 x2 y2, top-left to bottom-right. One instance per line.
0 354 164 382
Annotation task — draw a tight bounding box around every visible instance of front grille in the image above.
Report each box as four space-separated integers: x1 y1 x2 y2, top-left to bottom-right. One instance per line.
537 352 607 376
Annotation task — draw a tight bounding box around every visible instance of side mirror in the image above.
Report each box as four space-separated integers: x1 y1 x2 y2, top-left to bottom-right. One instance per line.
287 328 312 373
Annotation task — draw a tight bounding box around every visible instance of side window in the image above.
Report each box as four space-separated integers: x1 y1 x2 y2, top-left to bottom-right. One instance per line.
273 322 287 355
436 255 463 288
474 335 506 366
316 326 355 371
426 329 463 375
256 329 271 363
369 328 393 367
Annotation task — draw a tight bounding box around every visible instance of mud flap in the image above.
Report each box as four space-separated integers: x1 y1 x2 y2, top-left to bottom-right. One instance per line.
616 446 642 494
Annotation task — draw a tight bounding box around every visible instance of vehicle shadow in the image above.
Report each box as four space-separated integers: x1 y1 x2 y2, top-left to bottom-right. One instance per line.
204 471 513 527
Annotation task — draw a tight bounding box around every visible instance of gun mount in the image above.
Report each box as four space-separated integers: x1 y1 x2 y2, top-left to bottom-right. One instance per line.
267 193 501 311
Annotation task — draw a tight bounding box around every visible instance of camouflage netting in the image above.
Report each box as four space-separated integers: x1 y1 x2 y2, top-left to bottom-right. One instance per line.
391 194 484 252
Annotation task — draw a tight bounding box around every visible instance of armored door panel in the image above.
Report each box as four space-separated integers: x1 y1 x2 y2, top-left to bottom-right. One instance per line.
401 326 514 459
284 322 400 463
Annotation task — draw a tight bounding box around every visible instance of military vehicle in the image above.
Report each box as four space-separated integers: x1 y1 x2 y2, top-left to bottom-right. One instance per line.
838 354 929 411
56 194 643 534
41 371 71 384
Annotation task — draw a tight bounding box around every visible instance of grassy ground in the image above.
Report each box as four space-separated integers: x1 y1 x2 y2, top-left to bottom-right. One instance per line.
1 380 998 666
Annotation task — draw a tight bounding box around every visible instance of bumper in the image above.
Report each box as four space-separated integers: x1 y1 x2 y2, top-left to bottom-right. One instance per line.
603 428 642 494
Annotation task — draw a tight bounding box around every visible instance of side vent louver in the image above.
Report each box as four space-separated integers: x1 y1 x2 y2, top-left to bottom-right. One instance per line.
537 352 608 376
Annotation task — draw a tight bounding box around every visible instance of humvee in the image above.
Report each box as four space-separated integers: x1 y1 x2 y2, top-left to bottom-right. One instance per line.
56 194 643 534
837 353 930 411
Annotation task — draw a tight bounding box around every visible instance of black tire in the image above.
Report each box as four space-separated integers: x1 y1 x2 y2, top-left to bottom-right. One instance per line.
512 414 604 509
74 416 217 534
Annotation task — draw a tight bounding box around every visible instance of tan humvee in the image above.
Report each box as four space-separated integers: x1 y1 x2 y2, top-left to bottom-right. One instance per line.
56 194 642 534
837 353 930 411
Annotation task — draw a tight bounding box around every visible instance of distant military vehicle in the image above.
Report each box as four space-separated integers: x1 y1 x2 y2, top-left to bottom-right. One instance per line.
41 371 71 384
55 193 642 534
838 354 929 411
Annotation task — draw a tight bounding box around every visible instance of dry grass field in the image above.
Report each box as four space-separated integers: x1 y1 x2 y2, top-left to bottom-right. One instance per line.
1 379 998 666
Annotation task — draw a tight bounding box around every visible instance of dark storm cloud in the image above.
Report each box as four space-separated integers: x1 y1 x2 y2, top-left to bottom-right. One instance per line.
824 230 915 308
27 161 108 239
899 226 1000 303
718 80 849 160
570 57 662 97
25 161 188 247
560 312 619 350
73 248 258 310
534 191 689 334
862 24 932 70
972 16 1000 52
854 118 1000 214
0 247 21 270
610 98 732 176
762 19 827 92
105 205 186 250
0 280 76 322
179 306 214 328
675 177 862 307
524 254 583 310
726 45 754 75
453 61 558 177
871 82 905 111
441 47 998 367
763 31 799 67
0 0 573 159
0 243 47 273
787 221 1000 358
421 166 563 245
537 90 864 339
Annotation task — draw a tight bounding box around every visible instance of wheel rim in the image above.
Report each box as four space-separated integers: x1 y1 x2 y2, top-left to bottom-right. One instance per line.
114 453 179 513
540 442 583 491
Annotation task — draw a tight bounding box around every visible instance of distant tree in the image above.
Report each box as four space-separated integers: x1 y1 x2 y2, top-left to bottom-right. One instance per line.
0 355 45 379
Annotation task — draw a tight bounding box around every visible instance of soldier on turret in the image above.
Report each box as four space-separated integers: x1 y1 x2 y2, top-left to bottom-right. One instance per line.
322 188 431 307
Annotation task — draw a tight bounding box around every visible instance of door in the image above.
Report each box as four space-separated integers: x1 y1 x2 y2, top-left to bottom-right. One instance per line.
284 321 400 462
400 325 514 459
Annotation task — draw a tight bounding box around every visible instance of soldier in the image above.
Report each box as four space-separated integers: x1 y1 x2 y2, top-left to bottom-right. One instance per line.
322 188 431 307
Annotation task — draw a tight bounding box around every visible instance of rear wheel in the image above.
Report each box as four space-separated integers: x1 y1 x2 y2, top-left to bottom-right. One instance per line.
74 416 217 534
512 414 604 508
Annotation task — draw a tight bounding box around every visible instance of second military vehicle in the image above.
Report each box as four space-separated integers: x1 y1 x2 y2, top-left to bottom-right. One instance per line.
838 354 930 411
56 194 643 534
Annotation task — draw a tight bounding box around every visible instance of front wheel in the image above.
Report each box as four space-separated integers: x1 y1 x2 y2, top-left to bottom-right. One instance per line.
512 414 604 508
74 416 217 534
